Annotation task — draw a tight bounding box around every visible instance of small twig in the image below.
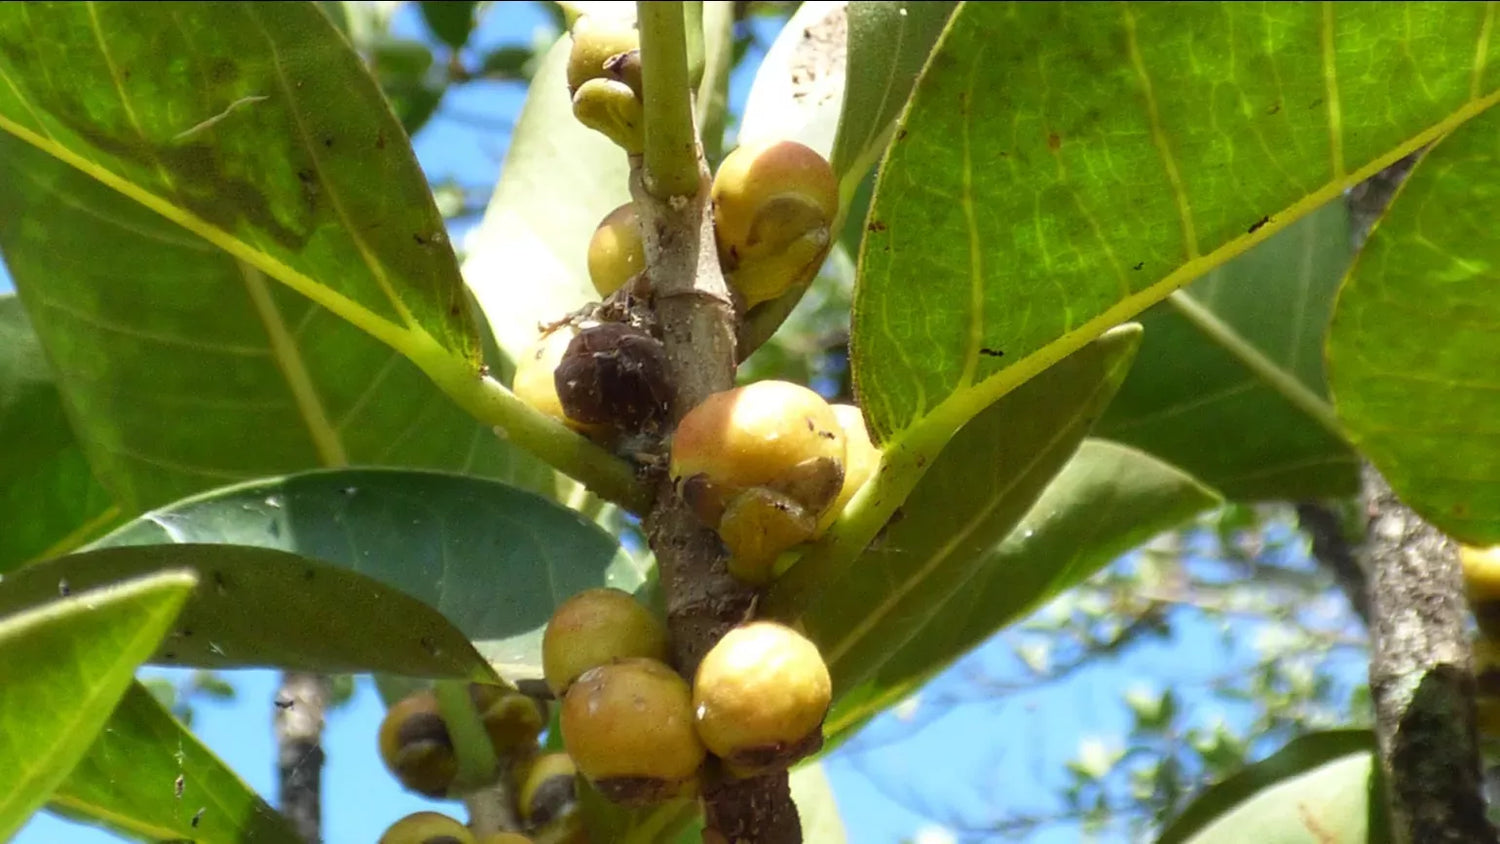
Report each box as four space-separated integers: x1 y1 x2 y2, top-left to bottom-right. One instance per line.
274 671 331 843
638 3 702 198
1295 500 1371 627
1364 464 1496 844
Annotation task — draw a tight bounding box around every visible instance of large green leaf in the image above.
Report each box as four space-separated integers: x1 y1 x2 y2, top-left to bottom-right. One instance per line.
0 295 117 570
462 34 631 366
824 439 1221 743
837 1 1500 582
1096 200 1359 500
0 544 495 679
0 2 475 359
0 570 196 840
50 682 301 844
782 326 1140 703
0 3 560 517
88 468 643 680
828 1 956 204
1156 730 1385 844
1327 104 1500 544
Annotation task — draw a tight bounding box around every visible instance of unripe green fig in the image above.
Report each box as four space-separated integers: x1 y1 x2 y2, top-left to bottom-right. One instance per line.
378 811 475 844
712 140 838 307
692 621 831 776
670 380 846 522
560 658 706 806
572 78 643 154
816 403 881 534
543 587 669 696
378 691 458 797
567 18 640 95
587 203 646 298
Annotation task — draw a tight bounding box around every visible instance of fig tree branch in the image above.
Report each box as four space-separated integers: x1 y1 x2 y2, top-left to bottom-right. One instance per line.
633 3 802 841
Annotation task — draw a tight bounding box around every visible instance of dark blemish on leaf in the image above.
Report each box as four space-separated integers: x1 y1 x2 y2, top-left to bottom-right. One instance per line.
192 808 205 828
916 455 927 468
449 304 462 317
1267 102 1282 115
304 568 316 581
413 233 428 245
1248 215 1270 234
896 129 907 141
121 68 132 81
213 570 229 595
376 130 387 149
478 363 491 378
323 135 334 148
421 636 440 656
867 220 887 233
58 578 70 597
1308 97 1323 109
979 347 1004 358
1132 261 1145 271
180 628 193 637
275 694 295 709
174 775 185 798
1047 132 1062 152
163 651 177 660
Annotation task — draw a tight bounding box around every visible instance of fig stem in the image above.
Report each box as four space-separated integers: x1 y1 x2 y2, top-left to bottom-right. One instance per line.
433 681 499 796
637 2 700 198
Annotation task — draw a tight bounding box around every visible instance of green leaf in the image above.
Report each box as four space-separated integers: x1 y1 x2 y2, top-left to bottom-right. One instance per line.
463 34 631 366
1096 200 1360 500
1327 104 1500 544
50 682 301 844
1156 730 1384 844
0 570 196 840
855 1 1500 445
823 439 1221 743
0 4 559 515
828 1 956 202
0 295 118 570
0 544 495 679
785 325 1141 703
89 468 643 680
420 1 478 50
0 3 477 361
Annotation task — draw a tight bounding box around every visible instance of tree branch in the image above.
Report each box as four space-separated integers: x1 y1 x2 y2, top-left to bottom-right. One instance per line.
1295 500 1371 627
274 671 331 843
1364 464 1496 844
633 3 800 840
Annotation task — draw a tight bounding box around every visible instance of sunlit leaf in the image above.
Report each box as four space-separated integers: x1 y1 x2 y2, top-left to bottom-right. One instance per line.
87 468 643 680
1327 103 1500 544
0 571 196 840
1157 730 1385 844
1097 200 1359 500
788 326 1140 703
824 439 1220 743
855 1 1500 451
50 682 301 844
0 295 117 570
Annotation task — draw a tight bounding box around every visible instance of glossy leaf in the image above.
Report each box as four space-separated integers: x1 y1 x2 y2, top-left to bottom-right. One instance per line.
50 682 301 844
824 439 1221 742
0 571 196 840
1096 200 1360 500
1327 104 1500 544
855 2 1500 450
0 544 495 679
463 34 631 366
0 295 117 570
1157 730 1384 844
0 4 555 516
792 325 1140 703
89 468 643 680
0 3 476 360
828 1 956 202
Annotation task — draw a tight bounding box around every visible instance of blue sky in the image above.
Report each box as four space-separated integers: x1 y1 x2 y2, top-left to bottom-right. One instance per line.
4 4 1369 843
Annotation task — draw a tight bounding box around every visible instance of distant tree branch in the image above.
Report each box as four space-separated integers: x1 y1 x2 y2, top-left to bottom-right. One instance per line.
1295 501 1370 627
275 671 331 843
